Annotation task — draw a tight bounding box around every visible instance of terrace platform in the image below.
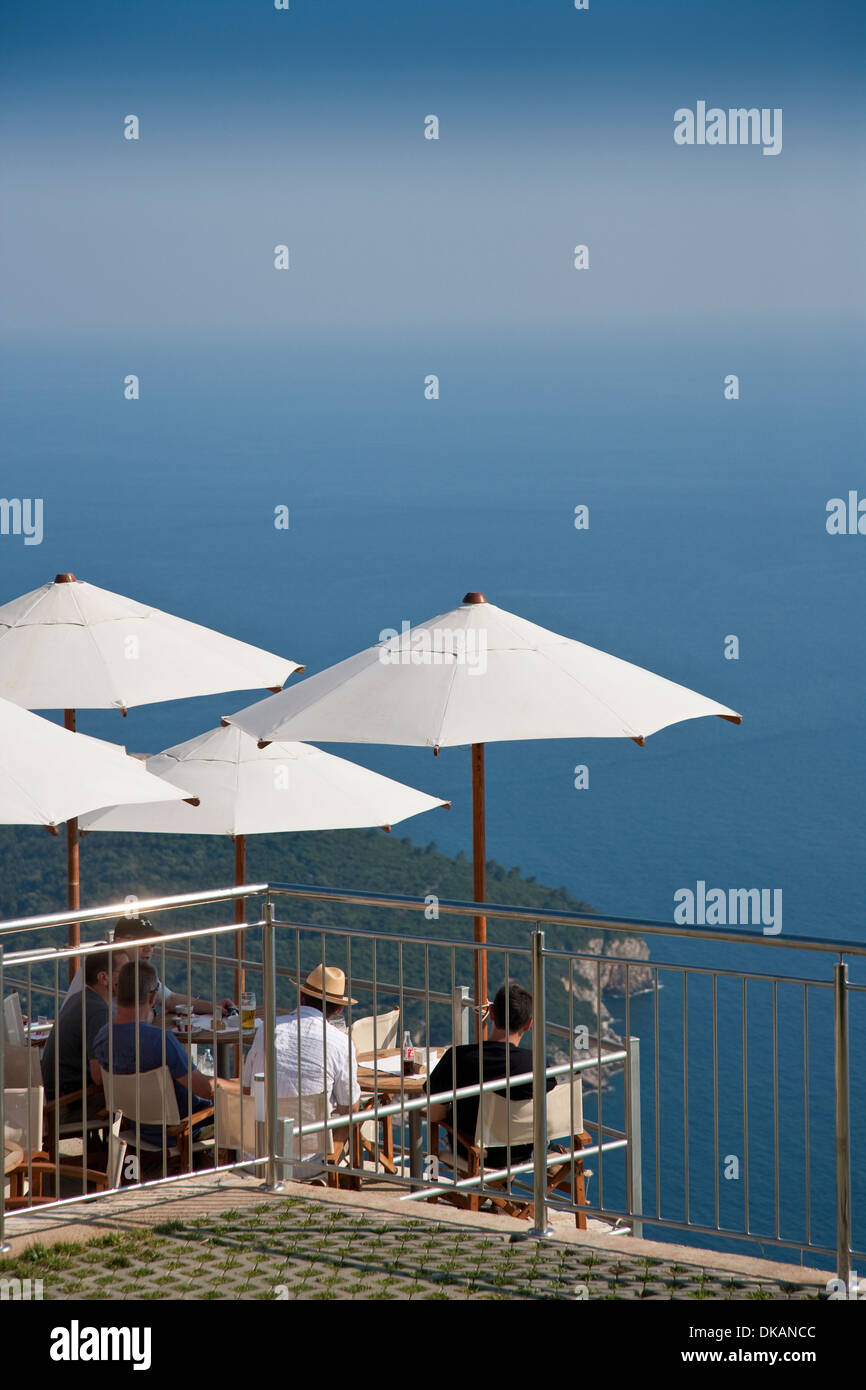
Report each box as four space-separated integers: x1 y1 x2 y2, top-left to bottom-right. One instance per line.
0 1171 829 1301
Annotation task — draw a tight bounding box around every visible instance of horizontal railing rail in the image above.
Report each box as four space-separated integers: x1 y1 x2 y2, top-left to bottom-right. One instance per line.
0 885 267 937
266 882 866 957
1 878 860 1283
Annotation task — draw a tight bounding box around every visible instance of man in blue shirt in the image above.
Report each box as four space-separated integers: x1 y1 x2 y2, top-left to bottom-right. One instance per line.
93 960 213 1147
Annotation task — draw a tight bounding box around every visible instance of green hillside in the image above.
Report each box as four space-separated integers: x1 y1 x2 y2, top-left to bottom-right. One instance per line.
0 825 632 1039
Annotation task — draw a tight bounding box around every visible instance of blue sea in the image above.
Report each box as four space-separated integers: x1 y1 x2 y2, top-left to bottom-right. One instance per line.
1 320 864 1265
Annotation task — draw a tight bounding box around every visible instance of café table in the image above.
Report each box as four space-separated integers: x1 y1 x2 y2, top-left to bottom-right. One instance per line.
172 1005 296 1079
356 1047 443 1190
171 1016 255 1080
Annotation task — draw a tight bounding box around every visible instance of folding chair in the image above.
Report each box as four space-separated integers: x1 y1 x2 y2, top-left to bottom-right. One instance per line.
99 1065 215 1178
347 1009 399 1056
3 992 26 1046
4 1085 118 1207
347 1011 400 1173
430 1075 591 1228
215 1085 350 1188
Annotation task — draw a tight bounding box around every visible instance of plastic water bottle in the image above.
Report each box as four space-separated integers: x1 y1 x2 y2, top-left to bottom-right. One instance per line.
199 1048 214 1077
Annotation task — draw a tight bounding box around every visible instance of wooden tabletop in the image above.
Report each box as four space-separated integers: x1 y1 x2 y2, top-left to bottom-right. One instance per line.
356 1047 442 1094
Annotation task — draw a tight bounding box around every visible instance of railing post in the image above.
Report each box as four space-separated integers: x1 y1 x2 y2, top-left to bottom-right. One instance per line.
625 1035 643 1239
0 944 9 1253
278 1116 296 1184
262 901 283 1190
528 927 553 1238
452 984 470 1046
834 961 851 1287
254 1072 266 1164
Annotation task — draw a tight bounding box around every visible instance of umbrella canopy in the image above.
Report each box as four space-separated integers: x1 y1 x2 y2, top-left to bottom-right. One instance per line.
80 723 449 836
0 696 192 827
81 721 449 998
227 595 741 747
0 571 301 977
0 575 299 711
227 592 742 1032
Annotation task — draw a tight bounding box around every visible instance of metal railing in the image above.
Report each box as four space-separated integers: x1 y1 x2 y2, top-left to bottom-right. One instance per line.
1 880 862 1281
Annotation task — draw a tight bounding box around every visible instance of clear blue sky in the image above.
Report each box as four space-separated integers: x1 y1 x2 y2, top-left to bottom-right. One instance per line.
2 0 863 334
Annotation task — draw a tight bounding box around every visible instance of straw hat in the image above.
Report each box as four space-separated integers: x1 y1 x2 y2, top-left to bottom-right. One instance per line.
298 964 357 1006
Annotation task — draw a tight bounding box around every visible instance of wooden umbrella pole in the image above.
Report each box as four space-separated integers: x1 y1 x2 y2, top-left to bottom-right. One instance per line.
471 742 487 1042
234 833 246 1003
64 708 80 983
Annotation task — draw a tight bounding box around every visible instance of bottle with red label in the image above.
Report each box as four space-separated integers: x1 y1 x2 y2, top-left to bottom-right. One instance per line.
401 1030 416 1076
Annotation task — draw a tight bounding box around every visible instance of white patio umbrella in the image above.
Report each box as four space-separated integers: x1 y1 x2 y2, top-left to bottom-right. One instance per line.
0 695 193 828
0 573 300 966
81 721 449 994
227 592 742 1024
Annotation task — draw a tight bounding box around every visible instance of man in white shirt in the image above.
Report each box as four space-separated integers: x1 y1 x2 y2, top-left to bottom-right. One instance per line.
241 965 361 1177
243 964 360 1110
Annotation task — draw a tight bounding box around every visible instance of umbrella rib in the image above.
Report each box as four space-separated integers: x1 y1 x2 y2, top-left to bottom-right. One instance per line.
429 648 463 747
67 585 130 710
531 646 648 739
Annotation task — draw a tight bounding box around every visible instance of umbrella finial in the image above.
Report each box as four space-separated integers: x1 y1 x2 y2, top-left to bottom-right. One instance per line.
462 591 487 604
54 573 77 584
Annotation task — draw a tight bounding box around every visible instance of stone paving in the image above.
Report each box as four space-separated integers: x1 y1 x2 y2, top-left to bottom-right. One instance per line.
0 1197 826 1300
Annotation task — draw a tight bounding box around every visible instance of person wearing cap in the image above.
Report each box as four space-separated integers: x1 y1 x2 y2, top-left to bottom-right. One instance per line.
241 964 361 1162
64 917 234 1019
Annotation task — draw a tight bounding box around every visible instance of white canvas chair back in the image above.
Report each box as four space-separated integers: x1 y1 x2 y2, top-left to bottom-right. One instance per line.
3 992 26 1046
216 1088 330 1160
475 1076 583 1150
4 1085 44 1157
99 1066 181 1128
4 1042 41 1088
348 1009 399 1056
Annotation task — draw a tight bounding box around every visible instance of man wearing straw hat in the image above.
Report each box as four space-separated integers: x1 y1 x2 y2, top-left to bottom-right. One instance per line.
242 964 361 1174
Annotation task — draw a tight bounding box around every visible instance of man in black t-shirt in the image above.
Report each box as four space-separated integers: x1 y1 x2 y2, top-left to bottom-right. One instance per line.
427 983 555 1169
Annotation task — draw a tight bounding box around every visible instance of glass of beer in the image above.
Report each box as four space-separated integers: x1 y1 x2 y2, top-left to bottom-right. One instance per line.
241 992 256 1031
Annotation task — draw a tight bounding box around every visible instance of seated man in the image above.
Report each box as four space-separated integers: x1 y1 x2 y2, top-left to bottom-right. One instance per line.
41 948 129 1102
92 960 213 1147
64 917 234 1019
242 964 360 1175
427 982 555 1171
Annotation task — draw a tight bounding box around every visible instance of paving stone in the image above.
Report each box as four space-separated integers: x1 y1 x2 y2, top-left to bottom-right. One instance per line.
0 1196 828 1301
